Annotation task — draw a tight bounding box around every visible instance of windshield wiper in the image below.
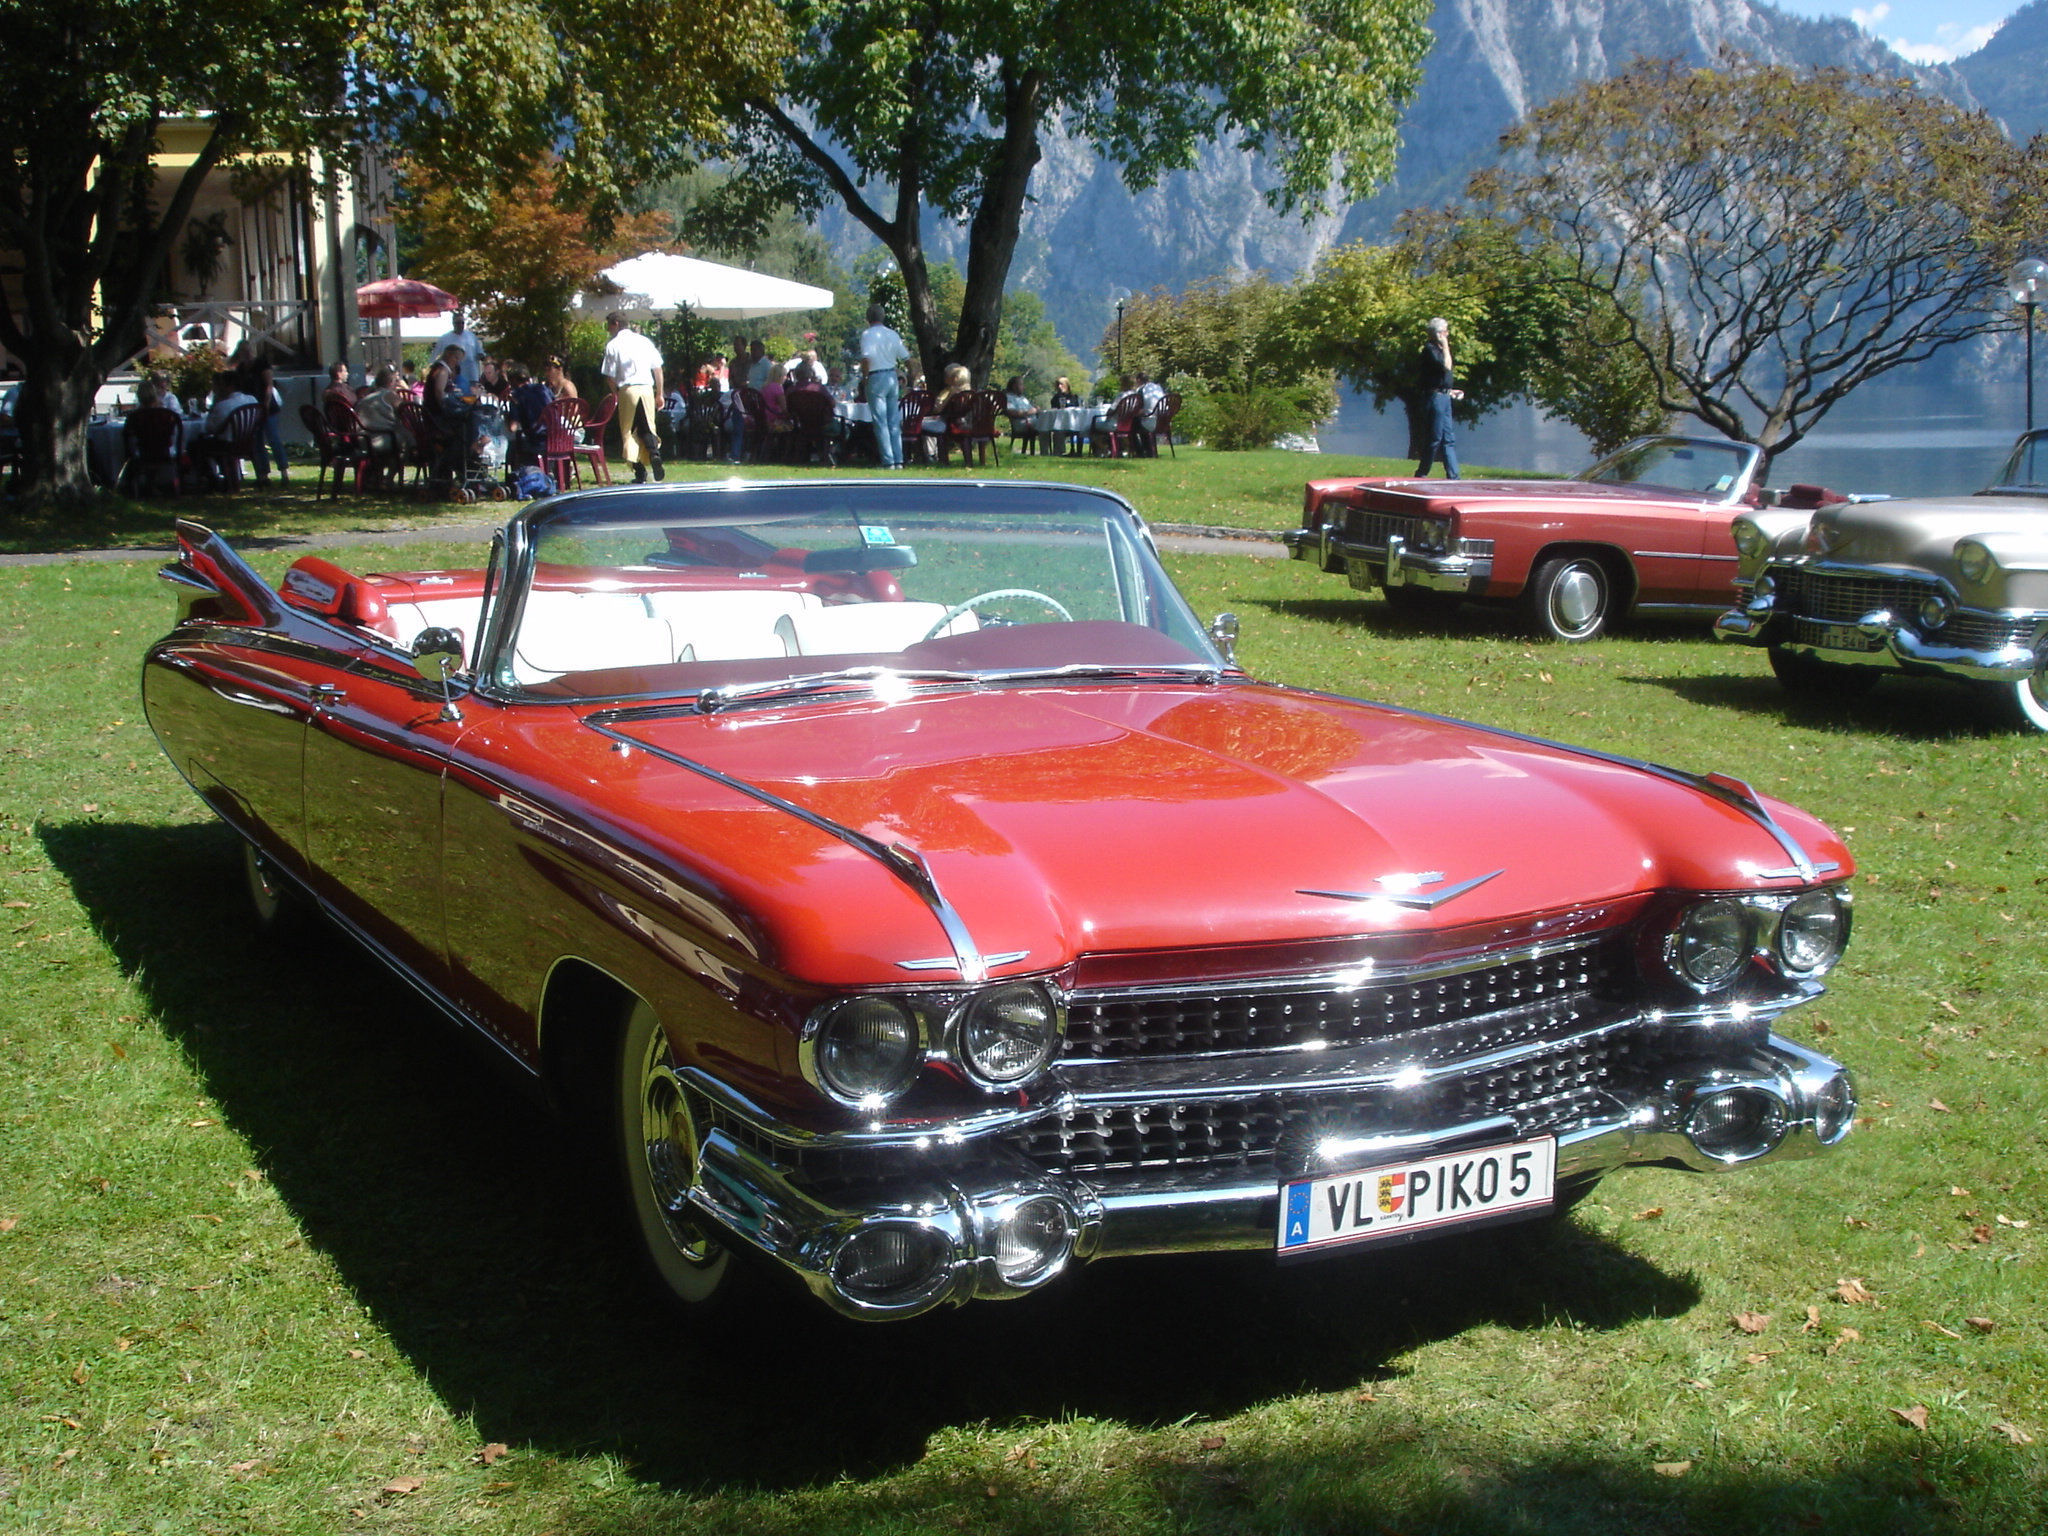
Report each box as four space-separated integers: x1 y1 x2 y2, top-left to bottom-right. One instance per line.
691 661 1229 715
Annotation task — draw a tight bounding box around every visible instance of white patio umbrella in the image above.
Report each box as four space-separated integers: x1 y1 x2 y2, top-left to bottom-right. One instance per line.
578 252 833 319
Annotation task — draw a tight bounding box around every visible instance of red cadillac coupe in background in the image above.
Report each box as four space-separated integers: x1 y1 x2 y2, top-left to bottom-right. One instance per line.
144 481 1857 1318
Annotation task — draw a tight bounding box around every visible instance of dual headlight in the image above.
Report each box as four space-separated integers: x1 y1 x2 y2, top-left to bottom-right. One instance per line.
1954 539 1997 586
1668 887 1851 992
1731 519 1771 561
803 982 1062 1107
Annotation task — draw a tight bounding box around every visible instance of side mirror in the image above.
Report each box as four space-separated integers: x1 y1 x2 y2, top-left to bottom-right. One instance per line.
1208 611 1240 665
411 627 466 722
411 627 464 682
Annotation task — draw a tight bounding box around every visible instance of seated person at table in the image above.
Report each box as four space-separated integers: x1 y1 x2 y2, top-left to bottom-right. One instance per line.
354 365 403 488
1048 376 1081 408
919 364 972 462
148 369 185 415
322 361 357 411
542 355 578 401
191 374 259 487
1003 376 1037 444
825 363 852 402
478 357 506 398
123 384 183 489
504 362 552 465
424 346 475 479
760 361 791 437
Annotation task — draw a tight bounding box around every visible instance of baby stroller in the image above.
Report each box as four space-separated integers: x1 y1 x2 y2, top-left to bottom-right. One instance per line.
430 400 511 504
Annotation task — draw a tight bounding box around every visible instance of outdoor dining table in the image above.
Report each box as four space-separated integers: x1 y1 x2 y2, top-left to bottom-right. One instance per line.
1037 405 1103 455
832 400 873 424
87 413 204 487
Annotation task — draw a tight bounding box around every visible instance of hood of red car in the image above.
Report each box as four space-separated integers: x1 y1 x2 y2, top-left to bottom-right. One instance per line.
590 683 1848 985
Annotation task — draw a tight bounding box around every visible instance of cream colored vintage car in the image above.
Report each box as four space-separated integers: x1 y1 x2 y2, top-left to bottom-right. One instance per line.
1717 431 2048 730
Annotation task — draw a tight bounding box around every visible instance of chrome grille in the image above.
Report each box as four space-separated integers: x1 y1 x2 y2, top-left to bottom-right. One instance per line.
1944 611 2038 652
1342 507 1432 551
1010 1030 1637 1177
1064 942 1622 1061
1778 568 1931 624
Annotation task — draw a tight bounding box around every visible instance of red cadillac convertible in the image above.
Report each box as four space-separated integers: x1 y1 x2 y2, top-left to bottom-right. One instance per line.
1286 435 1827 641
144 481 1857 1319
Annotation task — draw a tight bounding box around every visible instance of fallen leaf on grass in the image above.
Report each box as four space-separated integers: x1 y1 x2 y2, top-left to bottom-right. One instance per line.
1633 1206 1665 1221
2 901 28 910
1965 1317 1996 1333
1929 1099 1953 1114
1991 1420 2034 1446
1889 1405 1930 1432
380 1476 424 1497
1921 1320 1963 1340
1937 1000 1960 1016
229 1459 261 1474
1836 1277 1875 1305
1732 1311 1771 1335
1995 1214 2030 1229
984 1485 999 1499
1355 1391 1379 1403
1802 1306 1822 1333
1970 1224 1994 1243
346 1349 366 1360
1843 1215 1873 1229
69 1364 89 1385
1826 1328 1862 1357
0 1218 16 1232
474 1442 509 1466
1950 1186 1972 1197
108 1041 126 1059
1652 1461 1692 1478
1742 1352 1774 1365
1198 1436 1226 1451
481 1481 516 1494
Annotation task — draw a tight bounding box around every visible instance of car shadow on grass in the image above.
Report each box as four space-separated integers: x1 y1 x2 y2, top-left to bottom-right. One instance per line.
50 816 1701 1496
1622 670 2026 742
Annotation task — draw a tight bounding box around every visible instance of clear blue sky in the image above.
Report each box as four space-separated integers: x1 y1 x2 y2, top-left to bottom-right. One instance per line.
1771 0 2016 61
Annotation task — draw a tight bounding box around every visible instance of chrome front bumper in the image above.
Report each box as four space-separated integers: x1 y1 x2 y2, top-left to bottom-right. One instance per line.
683 1032 1854 1320
1716 585 2041 682
1284 524 1494 594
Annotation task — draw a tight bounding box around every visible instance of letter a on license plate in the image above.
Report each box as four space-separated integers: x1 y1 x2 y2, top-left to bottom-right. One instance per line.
1276 1136 1557 1256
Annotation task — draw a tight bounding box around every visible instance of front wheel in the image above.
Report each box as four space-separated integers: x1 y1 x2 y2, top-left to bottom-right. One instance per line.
614 998 732 1307
1767 645 1882 699
1981 643 2048 732
1523 555 1614 642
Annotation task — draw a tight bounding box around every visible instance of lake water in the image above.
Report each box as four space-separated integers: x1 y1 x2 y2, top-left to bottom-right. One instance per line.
1320 378 2032 500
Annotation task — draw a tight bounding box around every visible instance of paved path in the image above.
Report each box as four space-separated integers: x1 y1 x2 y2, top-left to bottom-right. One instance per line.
0 519 1286 567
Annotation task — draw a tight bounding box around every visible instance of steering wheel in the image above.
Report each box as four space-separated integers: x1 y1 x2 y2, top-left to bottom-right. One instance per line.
922 588 1074 641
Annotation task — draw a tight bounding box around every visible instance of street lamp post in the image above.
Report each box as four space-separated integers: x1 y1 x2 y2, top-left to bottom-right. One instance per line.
1116 300 1126 374
2010 258 2047 432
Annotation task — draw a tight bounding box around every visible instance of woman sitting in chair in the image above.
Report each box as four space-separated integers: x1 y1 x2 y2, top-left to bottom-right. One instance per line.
919 364 972 464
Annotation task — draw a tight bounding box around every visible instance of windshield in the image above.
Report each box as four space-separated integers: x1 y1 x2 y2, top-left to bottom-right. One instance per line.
492 483 1225 700
1989 432 2048 492
1575 437 1754 498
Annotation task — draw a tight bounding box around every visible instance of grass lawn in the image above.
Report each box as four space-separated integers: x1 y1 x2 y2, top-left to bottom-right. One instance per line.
0 444 1429 556
0 512 2042 1532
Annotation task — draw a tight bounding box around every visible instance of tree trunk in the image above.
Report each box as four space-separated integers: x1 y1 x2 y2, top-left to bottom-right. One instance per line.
9 331 102 504
950 68 1044 388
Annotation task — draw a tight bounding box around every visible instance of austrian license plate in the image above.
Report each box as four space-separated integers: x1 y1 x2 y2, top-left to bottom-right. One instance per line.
1812 622 1865 651
1276 1136 1556 1256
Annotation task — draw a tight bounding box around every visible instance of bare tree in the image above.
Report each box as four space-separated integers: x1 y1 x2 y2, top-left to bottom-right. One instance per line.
1471 56 2048 478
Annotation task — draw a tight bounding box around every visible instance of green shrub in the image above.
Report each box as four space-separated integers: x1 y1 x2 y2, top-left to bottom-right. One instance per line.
1173 376 1331 451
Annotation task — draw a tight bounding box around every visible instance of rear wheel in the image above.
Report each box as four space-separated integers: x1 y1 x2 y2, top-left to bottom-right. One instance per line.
614 997 732 1307
1381 584 1462 620
242 842 311 938
1767 644 1881 699
1523 555 1614 642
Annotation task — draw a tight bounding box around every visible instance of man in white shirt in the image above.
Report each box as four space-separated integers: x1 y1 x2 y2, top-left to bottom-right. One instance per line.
856 306 913 469
600 312 665 481
432 311 485 392
194 376 260 487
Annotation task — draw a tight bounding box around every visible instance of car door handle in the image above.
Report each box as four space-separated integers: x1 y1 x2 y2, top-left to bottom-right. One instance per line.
308 683 347 702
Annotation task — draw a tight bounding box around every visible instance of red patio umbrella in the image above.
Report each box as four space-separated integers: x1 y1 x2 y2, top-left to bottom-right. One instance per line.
355 278 459 319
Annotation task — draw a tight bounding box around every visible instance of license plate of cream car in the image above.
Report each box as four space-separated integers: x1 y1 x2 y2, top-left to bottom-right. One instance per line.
1276 1136 1556 1255
1814 623 1865 650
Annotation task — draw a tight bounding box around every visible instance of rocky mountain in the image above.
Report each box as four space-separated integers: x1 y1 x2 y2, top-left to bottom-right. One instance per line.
1958 0 2048 141
822 0 2001 352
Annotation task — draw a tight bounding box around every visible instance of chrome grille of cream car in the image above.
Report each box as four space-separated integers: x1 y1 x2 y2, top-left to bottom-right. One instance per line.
1063 941 1622 1061
1778 568 1931 623
1944 611 2039 651
1011 1029 1638 1176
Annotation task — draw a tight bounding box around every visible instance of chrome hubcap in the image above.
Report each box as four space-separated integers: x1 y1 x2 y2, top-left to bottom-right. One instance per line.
638 1036 719 1266
1552 567 1602 631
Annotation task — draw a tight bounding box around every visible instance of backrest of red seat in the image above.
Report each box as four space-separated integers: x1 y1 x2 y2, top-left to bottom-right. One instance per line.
280 555 394 634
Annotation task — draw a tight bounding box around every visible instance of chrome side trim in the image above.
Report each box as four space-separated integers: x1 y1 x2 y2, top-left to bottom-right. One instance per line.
582 719 991 982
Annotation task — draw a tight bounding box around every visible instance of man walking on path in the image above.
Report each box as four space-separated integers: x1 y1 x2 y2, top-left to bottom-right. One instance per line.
1415 316 1463 480
602 312 665 482
857 305 912 469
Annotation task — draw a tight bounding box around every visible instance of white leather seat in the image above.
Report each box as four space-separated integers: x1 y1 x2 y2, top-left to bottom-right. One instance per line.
511 592 677 682
382 596 486 654
642 589 820 661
